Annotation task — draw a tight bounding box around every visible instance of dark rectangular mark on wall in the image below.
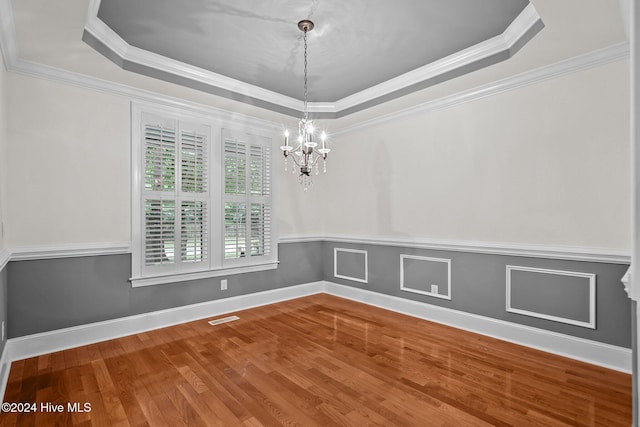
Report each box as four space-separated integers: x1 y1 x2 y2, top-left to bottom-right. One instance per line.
334 248 368 283
506 265 596 329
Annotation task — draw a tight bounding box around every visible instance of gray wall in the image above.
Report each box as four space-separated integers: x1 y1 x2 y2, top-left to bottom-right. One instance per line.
7 242 322 338
323 241 631 348
5 240 632 350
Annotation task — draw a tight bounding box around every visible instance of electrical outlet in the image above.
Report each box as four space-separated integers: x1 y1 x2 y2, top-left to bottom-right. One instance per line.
221 279 228 290
430 284 438 294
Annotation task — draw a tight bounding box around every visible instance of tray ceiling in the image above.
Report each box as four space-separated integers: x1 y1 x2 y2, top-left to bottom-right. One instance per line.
83 0 543 118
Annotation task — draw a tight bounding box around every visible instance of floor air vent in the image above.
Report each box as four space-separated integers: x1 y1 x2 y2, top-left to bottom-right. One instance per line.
208 315 240 326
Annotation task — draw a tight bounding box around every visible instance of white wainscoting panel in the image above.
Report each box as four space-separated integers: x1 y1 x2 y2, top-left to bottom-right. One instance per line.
400 254 452 300
334 248 369 283
506 265 596 329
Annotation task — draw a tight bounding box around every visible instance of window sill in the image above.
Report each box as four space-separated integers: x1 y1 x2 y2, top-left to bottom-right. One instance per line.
130 261 280 287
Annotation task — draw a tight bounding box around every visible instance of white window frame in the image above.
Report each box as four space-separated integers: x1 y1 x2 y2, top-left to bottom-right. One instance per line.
131 102 278 287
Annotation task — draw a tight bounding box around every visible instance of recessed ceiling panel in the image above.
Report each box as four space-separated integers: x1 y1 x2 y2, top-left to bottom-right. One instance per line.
85 0 541 116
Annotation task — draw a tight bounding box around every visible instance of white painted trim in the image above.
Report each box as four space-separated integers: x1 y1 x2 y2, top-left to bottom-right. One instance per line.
82 0 541 115
4 56 282 134
278 235 325 244
130 261 280 287
619 0 631 40
129 101 280 287
0 0 627 125
622 266 632 297
0 236 630 265
632 0 640 304
502 3 541 46
83 0 303 113
0 343 9 401
400 254 452 300
320 234 631 264
332 42 630 137
333 4 542 113
10 242 132 261
0 281 630 400
323 281 631 373
0 0 17 68
334 248 368 283
3 282 324 364
0 248 9 271
506 265 597 329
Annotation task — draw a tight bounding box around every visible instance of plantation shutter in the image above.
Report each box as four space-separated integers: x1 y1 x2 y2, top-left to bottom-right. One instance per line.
179 126 209 266
143 121 177 269
132 104 278 285
223 129 272 264
140 113 210 275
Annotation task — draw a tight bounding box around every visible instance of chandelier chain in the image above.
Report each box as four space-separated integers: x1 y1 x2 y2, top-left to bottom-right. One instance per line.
303 28 309 121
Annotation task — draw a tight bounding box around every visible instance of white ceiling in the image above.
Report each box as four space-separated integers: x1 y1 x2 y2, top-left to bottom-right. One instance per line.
3 0 629 124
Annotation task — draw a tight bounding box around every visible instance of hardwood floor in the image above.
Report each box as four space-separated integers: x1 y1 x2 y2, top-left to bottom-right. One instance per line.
0 294 632 426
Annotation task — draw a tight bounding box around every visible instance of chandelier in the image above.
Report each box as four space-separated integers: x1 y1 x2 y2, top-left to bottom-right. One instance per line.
280 19 330 192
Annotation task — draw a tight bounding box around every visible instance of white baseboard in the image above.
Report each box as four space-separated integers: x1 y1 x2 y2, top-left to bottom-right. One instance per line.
0 281 631 400
4 282 323 364
323 282 631 373
0 343 10 402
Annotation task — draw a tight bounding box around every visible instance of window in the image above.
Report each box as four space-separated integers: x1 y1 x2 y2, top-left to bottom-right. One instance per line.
131 103 277 286
223 129 272 263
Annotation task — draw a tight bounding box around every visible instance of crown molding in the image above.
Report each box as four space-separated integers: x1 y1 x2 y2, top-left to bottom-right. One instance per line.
5 56 284 135
83 3 303 114
333 3 543 114
502 3 541 46
0 0 628 131
332 41 630 138
81 0 543 118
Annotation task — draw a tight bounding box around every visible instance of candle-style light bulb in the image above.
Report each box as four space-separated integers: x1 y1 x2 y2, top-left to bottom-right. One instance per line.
284 129 289 147
321 131 327 149
308 124 314 142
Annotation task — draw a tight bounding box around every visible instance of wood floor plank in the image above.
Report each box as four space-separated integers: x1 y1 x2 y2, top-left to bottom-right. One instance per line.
0 294 632 426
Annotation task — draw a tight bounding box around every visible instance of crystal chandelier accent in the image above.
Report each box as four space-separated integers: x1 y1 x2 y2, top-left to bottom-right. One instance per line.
280 20 330 192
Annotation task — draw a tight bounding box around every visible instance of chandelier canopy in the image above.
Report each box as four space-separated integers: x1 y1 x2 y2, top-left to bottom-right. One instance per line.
280 19 330 192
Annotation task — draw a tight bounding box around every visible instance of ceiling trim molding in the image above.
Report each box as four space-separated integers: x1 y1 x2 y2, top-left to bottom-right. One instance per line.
4 55 283 134
83 0 304 115
502 2 541 45
82 0 543 118
332 3 543 113
0 0 627 136
332 41 630 138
